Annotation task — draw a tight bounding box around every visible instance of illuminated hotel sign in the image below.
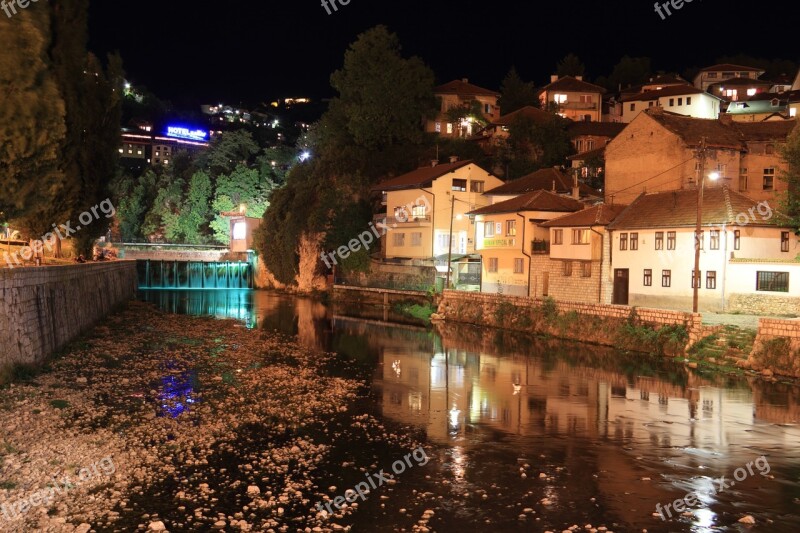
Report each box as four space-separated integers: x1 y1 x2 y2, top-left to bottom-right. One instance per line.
166 126 208 141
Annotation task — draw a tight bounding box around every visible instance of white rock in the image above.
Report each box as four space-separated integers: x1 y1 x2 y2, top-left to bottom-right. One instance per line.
148 522 166 532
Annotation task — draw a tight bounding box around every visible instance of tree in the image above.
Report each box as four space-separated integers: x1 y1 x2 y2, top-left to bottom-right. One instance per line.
199 130 260 177
607 56 652 91
210 166 273 244
556 54 586 78
498 67 538 115
780 128 800 235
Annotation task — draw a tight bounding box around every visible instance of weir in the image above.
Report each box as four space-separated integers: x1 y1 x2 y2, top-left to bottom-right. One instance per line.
136 260 253 289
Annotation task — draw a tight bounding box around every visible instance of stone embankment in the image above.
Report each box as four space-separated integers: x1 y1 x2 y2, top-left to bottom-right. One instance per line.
0 262 137 381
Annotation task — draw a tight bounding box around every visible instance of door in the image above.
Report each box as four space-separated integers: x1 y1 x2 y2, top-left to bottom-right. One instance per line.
613 269 629 305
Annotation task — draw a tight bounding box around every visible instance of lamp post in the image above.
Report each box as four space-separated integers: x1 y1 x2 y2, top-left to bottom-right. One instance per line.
692 137 720 313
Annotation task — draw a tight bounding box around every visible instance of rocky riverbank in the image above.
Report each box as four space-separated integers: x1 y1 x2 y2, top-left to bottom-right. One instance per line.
0 301 425 532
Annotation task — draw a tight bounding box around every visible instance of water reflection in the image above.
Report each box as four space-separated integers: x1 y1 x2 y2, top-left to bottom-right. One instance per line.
143 290 800 531
159 371 197 418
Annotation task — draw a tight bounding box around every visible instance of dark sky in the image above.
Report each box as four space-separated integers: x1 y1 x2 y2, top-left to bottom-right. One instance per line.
88 0 800 108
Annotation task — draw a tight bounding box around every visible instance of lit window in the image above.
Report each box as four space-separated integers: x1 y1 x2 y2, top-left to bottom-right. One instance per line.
484 221 495 237
232 222 247 240
791 108 797 117
573 229 590 245
554 94 568 104
435 122 441 133
506 220 516 236
747 88 757 96
446 123 453 134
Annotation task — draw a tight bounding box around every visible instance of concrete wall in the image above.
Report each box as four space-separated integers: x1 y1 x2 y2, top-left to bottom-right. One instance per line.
116 247 229 262
0 262 137 378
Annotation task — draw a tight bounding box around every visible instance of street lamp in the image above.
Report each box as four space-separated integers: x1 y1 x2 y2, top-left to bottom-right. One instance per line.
693 138 720 313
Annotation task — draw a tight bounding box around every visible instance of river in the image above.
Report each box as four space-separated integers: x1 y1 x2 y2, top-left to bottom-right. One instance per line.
140 289 800 532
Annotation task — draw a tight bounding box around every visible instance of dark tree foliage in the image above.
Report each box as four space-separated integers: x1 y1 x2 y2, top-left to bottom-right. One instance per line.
556 54 586 78
498 67 539 115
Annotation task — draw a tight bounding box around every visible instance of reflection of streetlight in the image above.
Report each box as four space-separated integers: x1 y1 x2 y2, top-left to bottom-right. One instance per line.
693 138 720 313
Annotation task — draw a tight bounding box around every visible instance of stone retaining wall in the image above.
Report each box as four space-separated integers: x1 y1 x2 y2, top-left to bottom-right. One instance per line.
749 318 800 378
437 290 703 355
337 260 436 291
0 262 137 379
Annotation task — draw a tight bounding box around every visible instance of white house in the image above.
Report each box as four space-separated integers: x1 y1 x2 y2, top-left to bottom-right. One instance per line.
606 187 799 314
621 85 722 123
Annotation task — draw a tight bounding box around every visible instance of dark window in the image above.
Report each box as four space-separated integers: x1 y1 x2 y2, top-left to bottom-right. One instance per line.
630 103 635 112
669 98 674 107
563 261 573 277
644 269 652 286
470 181 485 193
782 231 790 252
707 271 717 289
582 262 592 278
692 270 702 289
763 168 775 191
696 230 704 250
687 97 692 105
620 233 628 251
655 232 664 250
734 230 741 250
710 230 720 250
662 270 672 287
757 271 789 292
667 231 676 250
452 179 467 192
630 233 639 251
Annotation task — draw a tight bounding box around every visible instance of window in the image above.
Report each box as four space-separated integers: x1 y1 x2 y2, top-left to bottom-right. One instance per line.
393 233 406 247
620 233 628 250
696 230 704 250
710 230 720 250
678 98 683 106
411 204 427 219
485 221 495 237
446 123 453 134
655 232 664 250
587 140 594 150
572 229 590 245
707 72 718 79
514 258 524 274
582 262 592 278
667 232 676 250
630 103 635 112
484 103 492 114
470 181 485 193
691 270 702 289
553 229 564 245
452 179 467 192
644 269 653 287
757 271 789 292
782 231 790 252
434 122 441 133
687 97 692 105
716 164 726 179
554 93 568 104
662 270 671 287
734 230 741 250
763 168 775 191
669 98 674 107
232 222 247 240
506 220 517 236
411 232 422 247
739 172 748 191
579 94 593 103
706 271 717 290
488 258 498 273
563 261 573 277
437 234 450 249
630 233 639 251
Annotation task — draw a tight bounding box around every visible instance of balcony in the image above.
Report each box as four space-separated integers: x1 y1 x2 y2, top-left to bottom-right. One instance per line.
559 102 598 111
386 215 432 227
532 239 550 254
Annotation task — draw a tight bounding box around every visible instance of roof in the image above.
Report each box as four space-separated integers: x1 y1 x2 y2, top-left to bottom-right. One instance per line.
566 121 626 138
372 160 474 191
621 85 711 103
699 64 764 73
567 146 606 161
709 77 773 87
434 79 498 98
469 189 585 216
644 109 745 149
733 120 796 141
485 168 579 196
540 203 628 227
540 76 606 95
493 106 553 126
607 187 782 230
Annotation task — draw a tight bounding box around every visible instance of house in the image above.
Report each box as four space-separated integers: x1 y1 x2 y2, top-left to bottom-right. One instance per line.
693 64 765 92
604 107 797 205
566 121 626 153
371 160 504 264
427 79 500 138
619 74 690 100
538 76 606 122
707 77 773 103
536 204 628 303
606 187 799 314
726 91 800 121
484 167 601 203
620 85 722 122
469 190 585 296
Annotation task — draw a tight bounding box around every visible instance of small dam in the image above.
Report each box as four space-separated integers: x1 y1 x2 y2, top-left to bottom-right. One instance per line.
136 260 253 290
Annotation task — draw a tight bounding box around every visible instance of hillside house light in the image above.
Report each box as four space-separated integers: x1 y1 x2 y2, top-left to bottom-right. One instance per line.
299 151 311 162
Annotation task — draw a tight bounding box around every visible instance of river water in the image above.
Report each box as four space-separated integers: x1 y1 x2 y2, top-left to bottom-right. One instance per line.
140 290 800 532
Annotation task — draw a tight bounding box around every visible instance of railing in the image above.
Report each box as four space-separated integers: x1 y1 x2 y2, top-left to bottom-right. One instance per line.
559 102 598 110
386 215 432 225
532 239 550 254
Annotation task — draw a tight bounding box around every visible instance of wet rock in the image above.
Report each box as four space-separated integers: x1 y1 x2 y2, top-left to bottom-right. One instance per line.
148 521 166 531
739 515 756 524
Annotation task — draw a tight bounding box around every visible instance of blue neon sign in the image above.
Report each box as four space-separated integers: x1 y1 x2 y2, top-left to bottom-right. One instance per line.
166 125 208 141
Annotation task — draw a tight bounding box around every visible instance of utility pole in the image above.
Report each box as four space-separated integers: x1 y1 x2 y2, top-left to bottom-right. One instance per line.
693 137 707 314
446 194 455 290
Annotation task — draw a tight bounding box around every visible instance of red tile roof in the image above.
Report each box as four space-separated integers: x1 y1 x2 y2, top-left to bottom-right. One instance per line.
493 106 553 126
469 190 585 216
607 187 781 230
540 76 606 95
485 168 575 195
434 79 499 98
699 64 764 73
566 121 626 138
371 160 475 191
620 85 711 103
540 203 628 227
733 120 797 142
567 146 606 161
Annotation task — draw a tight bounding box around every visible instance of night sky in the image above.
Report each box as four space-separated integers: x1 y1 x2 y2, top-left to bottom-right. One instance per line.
88 0 799 107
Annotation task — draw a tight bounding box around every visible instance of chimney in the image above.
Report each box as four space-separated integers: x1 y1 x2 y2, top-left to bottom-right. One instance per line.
431 159 439 167
449 155 459 163
462 78 469 83
572 171 580 199
576 75 583 81
551 74 559 83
